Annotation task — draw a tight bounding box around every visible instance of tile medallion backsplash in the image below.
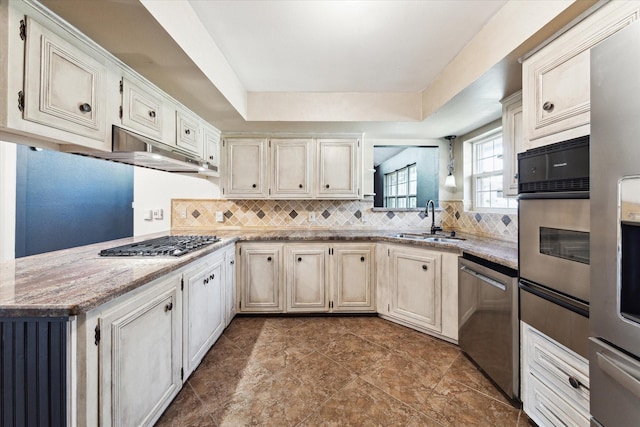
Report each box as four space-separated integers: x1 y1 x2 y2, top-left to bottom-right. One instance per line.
172 199 518 242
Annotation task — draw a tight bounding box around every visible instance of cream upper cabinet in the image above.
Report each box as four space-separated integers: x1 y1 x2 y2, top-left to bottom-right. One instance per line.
317 138 360 199
238 243 283 312
23 16 107 142
175 108 202 156
270 138 313 198
120 76 164 140
285 244 329 312
224 138 269 198
501 91 523 197
203 123 221 177
523 1 640 148
182 253 225 379
332 244 375 312
95 274 182 427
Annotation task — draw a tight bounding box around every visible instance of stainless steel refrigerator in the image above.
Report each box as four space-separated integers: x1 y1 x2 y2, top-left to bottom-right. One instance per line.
590 18 640 427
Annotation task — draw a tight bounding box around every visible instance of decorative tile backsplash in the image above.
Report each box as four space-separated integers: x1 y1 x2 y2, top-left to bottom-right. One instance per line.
171 199 518 242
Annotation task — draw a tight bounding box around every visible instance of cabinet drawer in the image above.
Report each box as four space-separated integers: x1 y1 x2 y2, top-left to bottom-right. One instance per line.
527 371 589 427
121 77 163 139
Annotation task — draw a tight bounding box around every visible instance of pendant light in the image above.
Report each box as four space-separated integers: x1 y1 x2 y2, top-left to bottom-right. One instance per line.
444 135 457 188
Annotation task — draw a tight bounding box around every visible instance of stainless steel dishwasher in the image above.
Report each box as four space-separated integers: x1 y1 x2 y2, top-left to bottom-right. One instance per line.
458 252 519 400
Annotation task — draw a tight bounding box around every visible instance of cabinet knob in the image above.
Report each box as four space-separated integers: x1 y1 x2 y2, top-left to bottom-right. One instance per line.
148 110 156 118
299 184 303 188
252 184 257 188
542 101 554 112
185 128 191 135
210 274 215 280
514 173 518 180
267 256 272 262
568 376 581 389
361 256 365 262
422 264 428 271
297 257 302 262
79 103 92 113
203 278 208 285
209 155 214 160
230 260 235 265
164 302 173 312
325 184 330 189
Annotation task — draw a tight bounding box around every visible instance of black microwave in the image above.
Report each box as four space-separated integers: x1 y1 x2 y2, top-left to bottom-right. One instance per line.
518 135 589 194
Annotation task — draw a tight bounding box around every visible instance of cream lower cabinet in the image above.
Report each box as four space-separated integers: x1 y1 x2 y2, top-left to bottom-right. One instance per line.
224 245 237 326
331 244 375 312
377 244 459 342
522 322 590 427
182 252 225 378
87 273 183 427
286 244 329 312
238 243 284 312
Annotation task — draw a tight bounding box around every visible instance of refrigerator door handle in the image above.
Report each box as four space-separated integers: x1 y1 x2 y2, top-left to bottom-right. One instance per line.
460 265 506 291
597 351 640 399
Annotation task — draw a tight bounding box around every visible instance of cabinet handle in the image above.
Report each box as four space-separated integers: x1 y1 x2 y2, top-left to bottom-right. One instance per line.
422 264 428 271
361 256 365 262
203 278 208 285
230 260 235 265
568 376 582 389
252 184 257 188
184 128 191 135
148 110 156 118
267 256 272 262
210 274 215 280
164 302 173 312
542 101 554 112
514 173 519 179
299 184 303 188
209 155 214 160
79 103 92 113
297 257 302 262
325 184 330 189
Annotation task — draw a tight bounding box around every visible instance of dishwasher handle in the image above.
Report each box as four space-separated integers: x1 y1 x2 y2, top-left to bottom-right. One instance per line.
460 265 507 292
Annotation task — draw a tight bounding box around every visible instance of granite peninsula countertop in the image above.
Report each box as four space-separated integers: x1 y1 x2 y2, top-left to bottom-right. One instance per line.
0 229 516 317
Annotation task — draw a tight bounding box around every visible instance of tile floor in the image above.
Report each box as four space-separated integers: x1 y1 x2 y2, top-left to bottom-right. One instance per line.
156 316 531 427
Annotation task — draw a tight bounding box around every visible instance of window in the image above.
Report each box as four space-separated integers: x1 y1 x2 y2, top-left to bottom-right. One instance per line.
472 130 517 210
384 164 417 208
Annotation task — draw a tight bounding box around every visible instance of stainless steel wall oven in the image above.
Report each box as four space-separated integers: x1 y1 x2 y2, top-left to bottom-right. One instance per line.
518 136 590 358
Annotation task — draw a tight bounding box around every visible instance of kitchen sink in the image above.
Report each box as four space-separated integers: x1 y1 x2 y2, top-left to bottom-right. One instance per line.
393 233 465 243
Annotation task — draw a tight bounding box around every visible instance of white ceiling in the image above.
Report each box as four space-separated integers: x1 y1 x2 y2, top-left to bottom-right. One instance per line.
188 0 507 93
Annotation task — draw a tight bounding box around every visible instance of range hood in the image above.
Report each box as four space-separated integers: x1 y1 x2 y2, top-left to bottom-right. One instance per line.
72 126 218 176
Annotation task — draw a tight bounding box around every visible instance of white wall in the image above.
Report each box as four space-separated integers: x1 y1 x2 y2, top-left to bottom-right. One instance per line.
0 141 16 261
133 167 220 236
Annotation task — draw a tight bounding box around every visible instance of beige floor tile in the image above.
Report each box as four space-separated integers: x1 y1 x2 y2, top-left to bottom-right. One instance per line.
286 351 357 398
406 412 446 427
444 353 512 404
319 333 392 375
155 384 215 427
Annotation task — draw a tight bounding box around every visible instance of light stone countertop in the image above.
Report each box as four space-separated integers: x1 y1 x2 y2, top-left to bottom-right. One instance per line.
0 229 516 317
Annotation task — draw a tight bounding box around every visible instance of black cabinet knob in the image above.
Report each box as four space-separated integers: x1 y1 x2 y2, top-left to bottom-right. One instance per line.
297 257 302 262
149 110 156 118
164 302 173 312
542 101 554 112
252 184 257 188
210 274 215 280
568 376 581 389
267 256 272 262
325 184 330 189
230 260 235 265
299 184 303 188
185 128 191 135
422 264 428 271
361 256 365 262
79 103 92 113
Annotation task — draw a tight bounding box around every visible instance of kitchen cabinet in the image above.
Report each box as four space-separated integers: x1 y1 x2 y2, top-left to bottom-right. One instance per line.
203 122 221 176
175 108 202 156
238 243 284 312
224 245 236 326
223 138 269 198
331 244 375 312
22 16 108 142
93 273 182 427
120 76 165 140
522 322 590 427
182 251 225 378
377 244 458 341
271 138 313 198
285 244 329 312
522 1 640 148
316 138 360 199
501 91 523 197
223 137 361 200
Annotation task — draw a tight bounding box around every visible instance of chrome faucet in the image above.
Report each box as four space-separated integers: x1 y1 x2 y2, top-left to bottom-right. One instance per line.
425 199 443 234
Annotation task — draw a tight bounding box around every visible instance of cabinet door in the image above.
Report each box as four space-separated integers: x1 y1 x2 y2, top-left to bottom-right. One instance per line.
99 276 181 427
23 17 106 141
239 244 283 312
121 77 163 139
203 124 221 176
501 91 523 197
523 1 640 146
175 109 202 156
332 244 375 312
388 247 442 333
317 138 359 199
224 139 268 198
271 139 313 198
285 245 329 312
183 255 225 378
225 247 237 326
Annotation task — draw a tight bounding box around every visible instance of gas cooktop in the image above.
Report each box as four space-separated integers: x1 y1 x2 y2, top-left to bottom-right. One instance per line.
99 235 220 257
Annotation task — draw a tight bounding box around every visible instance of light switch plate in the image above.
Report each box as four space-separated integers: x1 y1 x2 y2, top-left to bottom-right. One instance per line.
153 209 164 220
215 211 224 222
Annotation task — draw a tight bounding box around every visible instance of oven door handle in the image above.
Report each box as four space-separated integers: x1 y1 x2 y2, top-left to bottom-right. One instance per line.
460 265 506 292
597 351 640 399
519 279 589 317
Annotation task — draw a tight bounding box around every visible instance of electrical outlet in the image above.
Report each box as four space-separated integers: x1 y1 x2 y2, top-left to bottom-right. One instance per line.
215 211 224 222
180 209 188 219
153 209 164 220
309 212 316 222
